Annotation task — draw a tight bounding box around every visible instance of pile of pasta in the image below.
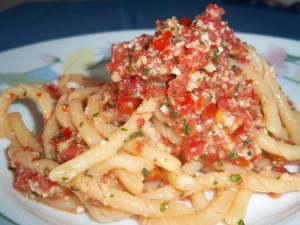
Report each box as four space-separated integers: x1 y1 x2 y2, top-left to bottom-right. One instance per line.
1 5 300 225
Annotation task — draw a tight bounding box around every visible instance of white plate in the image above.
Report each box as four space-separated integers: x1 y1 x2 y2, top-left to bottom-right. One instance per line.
0 30 300 225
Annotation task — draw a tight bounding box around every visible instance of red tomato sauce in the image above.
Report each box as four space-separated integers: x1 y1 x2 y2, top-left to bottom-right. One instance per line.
107 4 265 168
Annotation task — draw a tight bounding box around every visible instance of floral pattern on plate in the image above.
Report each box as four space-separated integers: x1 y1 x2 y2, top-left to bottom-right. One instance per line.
0 44 299 92
0 46 111 91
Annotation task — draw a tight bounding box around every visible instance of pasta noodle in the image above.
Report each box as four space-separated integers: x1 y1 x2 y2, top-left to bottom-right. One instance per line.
1 4 299 225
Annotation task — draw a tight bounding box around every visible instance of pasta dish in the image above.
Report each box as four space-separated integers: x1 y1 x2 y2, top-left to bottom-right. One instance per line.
1 4 300 225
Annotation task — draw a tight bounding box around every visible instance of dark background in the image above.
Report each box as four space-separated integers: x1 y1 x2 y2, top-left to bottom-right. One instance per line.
0 0 299 52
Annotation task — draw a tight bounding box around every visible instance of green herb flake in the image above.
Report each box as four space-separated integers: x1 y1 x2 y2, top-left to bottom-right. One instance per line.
70 186 79 191
243 140 251 145
79 121 84 127
228 151 238 160
208 127 215 133
199 39 205 46
171 109 178 118
216 159 223 167
213 180 218 185
43 167 50 174
160 202 170 212
143 67 150 75
212 49 220 62
109 194 116 198
61 177 68 182
55 133 63 139
92 113 99 117
267 130 274 137
23 91 28 97
8 166 16 171
238 219 245 225
229 174 243 183
179 192 185 198
142 168 150 177
120 127 128 131
182 124 191 135
125 130 142 142
127 66 137 72
201 155 207 162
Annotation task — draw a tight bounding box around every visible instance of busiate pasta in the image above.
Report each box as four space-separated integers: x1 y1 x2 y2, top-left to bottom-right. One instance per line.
1 4 299 225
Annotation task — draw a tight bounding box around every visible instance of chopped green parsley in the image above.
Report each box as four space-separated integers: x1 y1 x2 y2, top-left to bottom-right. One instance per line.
160 202 170 212
229 174 243 183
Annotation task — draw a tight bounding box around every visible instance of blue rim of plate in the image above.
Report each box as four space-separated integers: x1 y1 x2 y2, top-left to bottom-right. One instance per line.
0 212 19 225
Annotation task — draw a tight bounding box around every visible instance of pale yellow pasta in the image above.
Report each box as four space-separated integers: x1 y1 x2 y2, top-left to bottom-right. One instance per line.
8 112 43 153
0 84 53 140
162 168 195 191
188 171 300 194
113 169 144 195
152 116 182 146
191 191 209 212
49 97 158 182
40 195 83 213
55 94 76 129
86 202 132 223
85 91 116 137
57 73 93 90
180 161 204 176
43 114 60 160
255 129 300 161
71 175 195 218
10 150 58 174
68 87 103 146
122 140 181 171
141 120 166 149
225 189 252 225
238 57 282 136
263 60 300 144
139 185 181 200
139 189 236 225
87 154 153 177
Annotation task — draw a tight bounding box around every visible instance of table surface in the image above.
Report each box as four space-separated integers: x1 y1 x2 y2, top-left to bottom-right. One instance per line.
0 0 299 53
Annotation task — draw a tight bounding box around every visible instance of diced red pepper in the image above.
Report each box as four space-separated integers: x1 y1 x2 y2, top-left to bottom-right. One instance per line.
152 30 172 51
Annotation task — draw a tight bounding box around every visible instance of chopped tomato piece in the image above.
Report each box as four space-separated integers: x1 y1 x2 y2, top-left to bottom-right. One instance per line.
267 192 282 199
182 139 207 161
180 17 192 27
135 141 144 153
15 172 35 193
50 127 72 147
115 93 142 115
179 92 195 114
43 83 62 100
233 156 250 167
143 166 162 182
136 118 145 128
152 30 172 51
201 103 217 119
37 174 56 190
62 142 86 162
